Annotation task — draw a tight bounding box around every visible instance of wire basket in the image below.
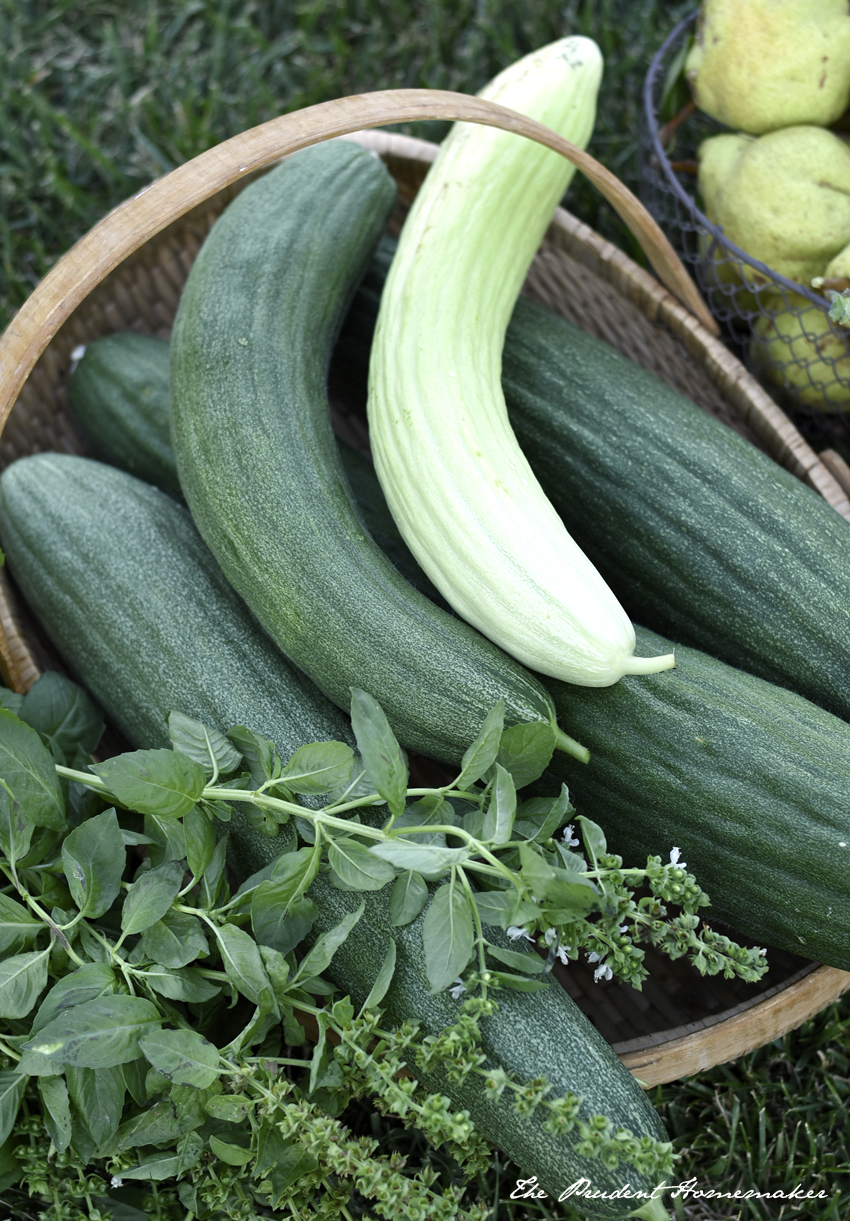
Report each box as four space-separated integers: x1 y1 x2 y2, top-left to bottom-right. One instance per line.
641 10 850 446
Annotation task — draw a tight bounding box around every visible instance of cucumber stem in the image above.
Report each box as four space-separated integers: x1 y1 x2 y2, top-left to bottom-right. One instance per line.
628 1196 670 1221
622 652 676 676
554 727 590 763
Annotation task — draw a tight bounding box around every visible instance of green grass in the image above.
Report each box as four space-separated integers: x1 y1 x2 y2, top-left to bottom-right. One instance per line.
0 0 693 331
1 3 849 1218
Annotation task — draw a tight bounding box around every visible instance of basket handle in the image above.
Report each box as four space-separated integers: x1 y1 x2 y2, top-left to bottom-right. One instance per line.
0 87 717 432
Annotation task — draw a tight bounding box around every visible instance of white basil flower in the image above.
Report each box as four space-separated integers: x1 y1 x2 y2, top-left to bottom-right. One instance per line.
506 925 534 942
669 846 687 868
449 978 467 999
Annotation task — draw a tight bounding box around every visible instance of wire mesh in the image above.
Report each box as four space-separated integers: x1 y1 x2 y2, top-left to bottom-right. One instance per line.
640 11 850 440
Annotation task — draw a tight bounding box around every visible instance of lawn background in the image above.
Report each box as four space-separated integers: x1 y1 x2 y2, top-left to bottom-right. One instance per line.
1 2 849 1218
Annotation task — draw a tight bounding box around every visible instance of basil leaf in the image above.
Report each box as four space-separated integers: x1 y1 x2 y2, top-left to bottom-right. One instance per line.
480 763 516 845
112 1096 186 1151
38 1075 72 1152
456 700 504 788
513 784 573 842
0 686 23 716
62 808 126 919
120 1133 203 1179
209 1134 253 1166
139 1028 220 1089
30 963 116 1035
485 943 545 973
268 844 320 905
495 719 557 789
143 812 187 866
487 970 549 992
167 711 242 779
473 890 540 931
0 1071 27 1146
0 892 43 955
369 841 469 880
252 892 317 957
577 814 608 866
215 923 275 1008
142 964 221 1004
422 881 475 994
19 672 103 759
139 910 208 969
184 807 216 881
361 938 396 1012
0 707 65 831
65 1065 125 1150
24 994 162 1068
394 792 449 845
0 948 49 1019
206 1093 253 1123
0 786 33 865
227 726 282 788
280 741 355 796
328 837 396 891
349 689 407 817
93 749 206 819
121 860 184 936
293 902 364 982
389 871 429 927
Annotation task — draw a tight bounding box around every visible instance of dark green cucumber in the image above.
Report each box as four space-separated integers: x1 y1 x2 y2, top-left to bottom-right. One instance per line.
227 810 670 1218
64 329 438 608
68 331 181 497
0 453 352 757
170 140 568 769
540 624 850 970
0 462 670 1220
335 235 850 725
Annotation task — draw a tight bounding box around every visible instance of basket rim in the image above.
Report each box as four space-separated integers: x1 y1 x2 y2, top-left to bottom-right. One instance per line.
2 127 849 1087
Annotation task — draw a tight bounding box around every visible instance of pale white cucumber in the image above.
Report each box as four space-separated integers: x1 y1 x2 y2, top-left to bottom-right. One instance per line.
367 37 675 686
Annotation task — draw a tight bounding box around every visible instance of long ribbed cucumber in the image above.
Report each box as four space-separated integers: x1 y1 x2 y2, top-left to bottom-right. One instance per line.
367 40 673 687
0 459 671 1220
0 453 353 758
544 625 850 970
67 331 180 497
335 235 850 726
170 138 577 768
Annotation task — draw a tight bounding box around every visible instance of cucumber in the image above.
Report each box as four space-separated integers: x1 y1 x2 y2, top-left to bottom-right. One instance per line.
368 40 673 686
0 453 353 758
337 235 850 725
543 624 850 971
0 461 671 1221
227 810 671 1219
170 139 576 768
67 331 181 497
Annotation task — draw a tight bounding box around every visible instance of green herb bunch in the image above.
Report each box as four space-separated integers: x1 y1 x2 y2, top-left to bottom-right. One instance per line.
0 671 767 1219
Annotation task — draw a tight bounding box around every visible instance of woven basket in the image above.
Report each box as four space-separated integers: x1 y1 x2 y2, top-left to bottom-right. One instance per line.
1 97 848 1088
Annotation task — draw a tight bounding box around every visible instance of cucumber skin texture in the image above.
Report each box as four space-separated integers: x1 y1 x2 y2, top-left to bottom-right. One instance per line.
0 466 669 1214
227 810 669 1217
542 624 850 971
170 140 559 767
0 453 353 758
339 238 850 724
68 332 182 497
501 300 850 724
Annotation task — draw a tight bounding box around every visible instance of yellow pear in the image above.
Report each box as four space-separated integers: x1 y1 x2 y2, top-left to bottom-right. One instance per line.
697 126 850 289
685 0 850 135
749 295 850 412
